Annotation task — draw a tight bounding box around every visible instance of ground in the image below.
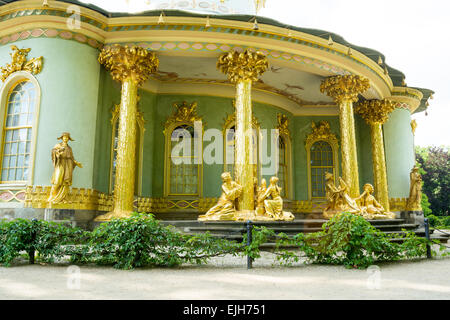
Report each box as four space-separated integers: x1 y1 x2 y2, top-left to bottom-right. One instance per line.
1 247 450 300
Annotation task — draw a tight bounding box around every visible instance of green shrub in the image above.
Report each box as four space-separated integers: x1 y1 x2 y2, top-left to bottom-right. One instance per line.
247 212 435 269
83 213 243 269
0 218 87 267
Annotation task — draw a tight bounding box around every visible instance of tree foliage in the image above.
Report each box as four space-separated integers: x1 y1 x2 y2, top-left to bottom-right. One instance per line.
415 146 450 216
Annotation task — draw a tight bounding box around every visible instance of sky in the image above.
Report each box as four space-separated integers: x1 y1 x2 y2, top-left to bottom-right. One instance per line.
82 0 449 147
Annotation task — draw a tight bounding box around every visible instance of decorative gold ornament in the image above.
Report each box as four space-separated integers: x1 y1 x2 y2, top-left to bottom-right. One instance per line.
410 120 418 136
406 166 423 211
47 133 83 205
276 113 290 139
27 186 99 210
320 75 370 103
165 101 201 129
1 45 43 81
217 49 269 83
305 121 338 147
98 44 159 85
355 99 396 124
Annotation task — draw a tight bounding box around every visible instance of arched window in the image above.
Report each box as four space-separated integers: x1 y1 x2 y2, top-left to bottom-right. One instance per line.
278 136 288 198
168 124 200 195
164 101 202 197
223 113 260 180
310 141 334 198
1 80 37 182
305 121 339 200
110 105 145 195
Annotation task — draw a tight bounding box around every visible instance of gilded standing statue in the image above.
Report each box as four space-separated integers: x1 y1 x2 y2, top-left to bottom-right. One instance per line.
47 132 82 204
406 166 423 211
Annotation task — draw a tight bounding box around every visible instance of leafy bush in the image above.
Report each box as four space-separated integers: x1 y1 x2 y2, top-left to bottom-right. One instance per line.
0 212 446 270
0 218 87 266
247 212 437 269
75 213 243 269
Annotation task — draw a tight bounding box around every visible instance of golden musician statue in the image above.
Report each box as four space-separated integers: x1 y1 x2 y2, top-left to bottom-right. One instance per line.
323 172 395 220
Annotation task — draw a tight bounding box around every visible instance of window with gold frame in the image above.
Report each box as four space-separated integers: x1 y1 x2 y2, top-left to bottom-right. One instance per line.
310 141 334 198
163 101 203 198
1 80 37 182
277 135 288 198
168 124 200 196
305 121 339 200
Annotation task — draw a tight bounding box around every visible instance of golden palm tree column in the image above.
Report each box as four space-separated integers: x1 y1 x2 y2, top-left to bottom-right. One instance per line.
355 99 396 211
320 75 370 198
217 50 268 211
95 45 158 220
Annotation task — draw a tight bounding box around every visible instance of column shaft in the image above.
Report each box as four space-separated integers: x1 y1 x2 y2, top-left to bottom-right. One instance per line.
234 79 254 211
339 99 360 198
114 79 138 214
370 123 390 211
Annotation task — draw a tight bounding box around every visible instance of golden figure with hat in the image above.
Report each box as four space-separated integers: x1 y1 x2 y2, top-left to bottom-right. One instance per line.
47 132 82 204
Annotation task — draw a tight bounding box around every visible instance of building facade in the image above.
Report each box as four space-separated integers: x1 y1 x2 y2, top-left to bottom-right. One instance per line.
0 0 432 225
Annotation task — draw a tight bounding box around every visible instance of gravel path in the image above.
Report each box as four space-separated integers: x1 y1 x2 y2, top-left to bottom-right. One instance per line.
1 250 450 300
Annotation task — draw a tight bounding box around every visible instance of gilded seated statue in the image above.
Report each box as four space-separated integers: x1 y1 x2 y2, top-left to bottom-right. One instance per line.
198 172 242 221
257 176 294 221
355 183 395 220
323 172 360 219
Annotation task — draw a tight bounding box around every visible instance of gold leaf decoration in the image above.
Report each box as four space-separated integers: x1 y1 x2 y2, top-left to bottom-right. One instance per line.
0 45 43 81
354 99 396 124
98 44 159 85
217 49 269 83
320 75 370 103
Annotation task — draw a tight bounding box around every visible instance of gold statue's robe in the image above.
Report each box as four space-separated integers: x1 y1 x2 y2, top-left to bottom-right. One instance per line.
48 143 77 204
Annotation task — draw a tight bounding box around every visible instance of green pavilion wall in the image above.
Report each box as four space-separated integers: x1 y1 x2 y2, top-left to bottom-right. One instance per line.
0 38 101 190
383 108 415 198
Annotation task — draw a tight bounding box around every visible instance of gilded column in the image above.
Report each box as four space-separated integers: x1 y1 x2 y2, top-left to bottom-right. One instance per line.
355 99 395 211
320 75 370 198
96 45 158 220
217 50 268 212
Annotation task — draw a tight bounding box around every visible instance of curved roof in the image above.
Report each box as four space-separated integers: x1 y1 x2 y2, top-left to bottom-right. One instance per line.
1 0 432 113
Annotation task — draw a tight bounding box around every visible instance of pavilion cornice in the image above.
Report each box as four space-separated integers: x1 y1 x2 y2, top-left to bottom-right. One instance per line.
0 1 393 94
0 1 433 113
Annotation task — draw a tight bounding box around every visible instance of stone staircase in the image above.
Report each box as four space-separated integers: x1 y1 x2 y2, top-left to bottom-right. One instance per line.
161 219 450 244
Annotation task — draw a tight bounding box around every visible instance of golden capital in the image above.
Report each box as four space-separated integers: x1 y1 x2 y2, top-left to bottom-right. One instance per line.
320 75 370 103
98 44 159 85
217 50 269 83
355 99 396 124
